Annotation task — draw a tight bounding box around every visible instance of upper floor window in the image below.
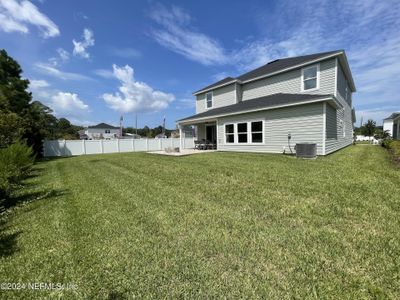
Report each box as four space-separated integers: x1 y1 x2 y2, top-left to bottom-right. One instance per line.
206 92 213 108
301 64 319 91
105 129 110 134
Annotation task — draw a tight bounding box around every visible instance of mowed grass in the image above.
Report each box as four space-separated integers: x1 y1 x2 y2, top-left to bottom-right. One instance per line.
0 145 399 299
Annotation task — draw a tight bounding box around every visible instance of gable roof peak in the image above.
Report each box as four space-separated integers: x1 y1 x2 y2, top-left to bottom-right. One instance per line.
193 49 347 95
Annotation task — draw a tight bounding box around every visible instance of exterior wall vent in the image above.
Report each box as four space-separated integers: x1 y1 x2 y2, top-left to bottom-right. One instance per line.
295 143 317 159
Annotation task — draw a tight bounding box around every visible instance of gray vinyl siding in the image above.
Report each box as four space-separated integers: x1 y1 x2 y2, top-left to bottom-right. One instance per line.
336 62 352 107
241 59 336 101
196 83 236 114
325 60 354 154
216 103 324 155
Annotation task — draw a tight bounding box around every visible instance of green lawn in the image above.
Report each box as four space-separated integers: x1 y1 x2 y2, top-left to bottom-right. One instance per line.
0 145 399 298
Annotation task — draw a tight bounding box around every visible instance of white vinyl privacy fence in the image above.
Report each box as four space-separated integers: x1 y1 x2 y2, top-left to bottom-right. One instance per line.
43 138 195 157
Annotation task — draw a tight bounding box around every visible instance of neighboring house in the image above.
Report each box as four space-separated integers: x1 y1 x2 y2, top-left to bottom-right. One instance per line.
383 113 400 139
177 50 356 155
78 129 89 140
85 123 120 140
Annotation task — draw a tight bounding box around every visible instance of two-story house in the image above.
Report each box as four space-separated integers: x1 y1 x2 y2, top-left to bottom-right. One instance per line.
177 50 356 155
84 123 120 140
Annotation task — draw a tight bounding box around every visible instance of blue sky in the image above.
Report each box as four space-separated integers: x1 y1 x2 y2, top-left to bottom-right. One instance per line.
1 0 399 128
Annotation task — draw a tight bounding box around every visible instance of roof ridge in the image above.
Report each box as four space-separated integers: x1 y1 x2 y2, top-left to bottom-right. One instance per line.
194 50 344 95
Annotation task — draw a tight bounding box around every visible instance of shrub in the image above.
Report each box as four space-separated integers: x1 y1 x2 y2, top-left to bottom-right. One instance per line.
381 139 400 163
0 141 35 204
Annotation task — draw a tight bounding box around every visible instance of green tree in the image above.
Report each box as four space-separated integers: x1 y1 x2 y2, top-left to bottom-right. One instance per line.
0 49 62 153
362 119 376 137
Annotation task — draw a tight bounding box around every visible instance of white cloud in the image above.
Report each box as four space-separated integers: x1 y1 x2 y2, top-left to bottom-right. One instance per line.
49 48 70 66
93 69 115 79
29 80 90 121
102 64 175 113
35 63 93 81
51 92 89 116
29 79 50 90
149 1 400 123
211 72 230 82
149 4 227 65
57 48 69 61
73 28 95 59
356 107 399 126
0 0 59 37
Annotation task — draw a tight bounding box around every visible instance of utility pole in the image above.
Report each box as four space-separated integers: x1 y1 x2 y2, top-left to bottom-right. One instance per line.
360 116 363 128
135 113 138 135
162 115 166 136
119 115 123 138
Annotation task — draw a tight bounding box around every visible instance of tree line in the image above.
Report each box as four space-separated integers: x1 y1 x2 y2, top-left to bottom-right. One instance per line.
0 49 82 154
123 126 176 138
0 49 88 207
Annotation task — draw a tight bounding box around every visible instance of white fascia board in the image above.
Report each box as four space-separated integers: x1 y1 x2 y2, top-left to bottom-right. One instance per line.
193 80 239 96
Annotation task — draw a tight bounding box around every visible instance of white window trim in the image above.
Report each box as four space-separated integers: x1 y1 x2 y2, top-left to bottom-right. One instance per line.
301 64 320 92
237 122 249 144
205 91 213 109
224 123 235 144
223 120 265 145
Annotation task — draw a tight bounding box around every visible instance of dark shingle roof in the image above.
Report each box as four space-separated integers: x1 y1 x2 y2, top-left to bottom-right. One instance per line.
193 77 236 94
384 112 400 120
193 50 343 94
237 50 342 81
88 123 119 129
179 93 332 122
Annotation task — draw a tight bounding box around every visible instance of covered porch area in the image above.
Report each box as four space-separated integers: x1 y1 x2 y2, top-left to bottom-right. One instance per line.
179 119 218 150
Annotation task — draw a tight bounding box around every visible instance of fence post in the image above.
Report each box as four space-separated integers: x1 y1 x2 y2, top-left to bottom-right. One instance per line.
81 139 86 155
179 126 183 150
159 138 162 150
132 139 135 152
146 138 149 151
101 139 104 153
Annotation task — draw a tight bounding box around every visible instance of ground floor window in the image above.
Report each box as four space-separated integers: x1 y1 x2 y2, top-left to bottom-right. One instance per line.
237 123 248 143
251 121 263 143
224 120 264 144
225 124 234 143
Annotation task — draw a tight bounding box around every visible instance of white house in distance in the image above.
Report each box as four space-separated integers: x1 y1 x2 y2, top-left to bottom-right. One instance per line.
383 113 400 139
177 50 356 155
84 123 120 140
